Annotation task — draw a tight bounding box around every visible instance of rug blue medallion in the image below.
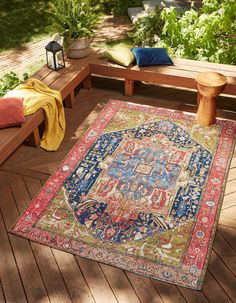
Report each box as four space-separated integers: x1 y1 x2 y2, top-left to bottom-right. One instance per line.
64 120 211 247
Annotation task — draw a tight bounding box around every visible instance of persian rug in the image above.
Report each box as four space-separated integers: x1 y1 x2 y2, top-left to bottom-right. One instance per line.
11 100 236 290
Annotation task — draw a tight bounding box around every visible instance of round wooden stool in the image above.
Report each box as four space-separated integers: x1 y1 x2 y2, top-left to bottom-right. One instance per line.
196 71 227 126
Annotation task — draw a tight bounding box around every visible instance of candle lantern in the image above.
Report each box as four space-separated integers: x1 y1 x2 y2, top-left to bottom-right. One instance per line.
45 41 65 71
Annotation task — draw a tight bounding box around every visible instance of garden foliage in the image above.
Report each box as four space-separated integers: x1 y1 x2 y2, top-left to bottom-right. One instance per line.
130 0 236 64
129 8 164 47
48 0 99 39
0 72 28 97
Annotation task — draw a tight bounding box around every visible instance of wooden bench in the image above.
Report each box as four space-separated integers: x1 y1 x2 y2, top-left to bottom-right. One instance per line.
89 56 236 97
0 51 98 165
1 49 235 166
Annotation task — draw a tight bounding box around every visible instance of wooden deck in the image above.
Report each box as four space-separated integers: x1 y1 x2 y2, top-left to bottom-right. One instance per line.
0 78 236 303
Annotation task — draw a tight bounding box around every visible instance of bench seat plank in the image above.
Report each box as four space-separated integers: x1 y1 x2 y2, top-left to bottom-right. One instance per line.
173 58 236 73
168 62 236 77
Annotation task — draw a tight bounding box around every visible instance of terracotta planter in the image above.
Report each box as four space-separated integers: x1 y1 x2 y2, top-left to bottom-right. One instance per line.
67 37 91 59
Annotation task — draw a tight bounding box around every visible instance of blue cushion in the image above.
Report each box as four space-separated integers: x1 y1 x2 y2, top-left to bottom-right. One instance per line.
131 48 173 67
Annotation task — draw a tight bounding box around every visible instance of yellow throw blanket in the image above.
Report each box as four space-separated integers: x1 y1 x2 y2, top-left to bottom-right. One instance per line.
5 78 66 151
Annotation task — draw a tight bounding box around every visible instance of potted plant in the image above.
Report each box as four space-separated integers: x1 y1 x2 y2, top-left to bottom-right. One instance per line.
48 0 99 59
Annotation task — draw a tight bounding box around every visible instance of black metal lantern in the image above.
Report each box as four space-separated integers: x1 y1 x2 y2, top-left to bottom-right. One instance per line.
45 41 65 71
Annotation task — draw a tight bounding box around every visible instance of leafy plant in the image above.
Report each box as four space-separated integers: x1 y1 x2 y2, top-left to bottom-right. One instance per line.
48 0 99 39
159 0 236 64
129 7 164 46
0 72 28 97
129 0 236 64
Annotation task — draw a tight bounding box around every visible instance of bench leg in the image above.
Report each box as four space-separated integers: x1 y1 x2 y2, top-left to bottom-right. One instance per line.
82 75 91 89
125 79 134 96
28 128 40 147
64 91 75 108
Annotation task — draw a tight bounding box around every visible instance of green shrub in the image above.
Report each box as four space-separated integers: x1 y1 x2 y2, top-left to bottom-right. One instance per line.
129 0 236 64
129 7 164 46
0 72 28 97
160 0 236 64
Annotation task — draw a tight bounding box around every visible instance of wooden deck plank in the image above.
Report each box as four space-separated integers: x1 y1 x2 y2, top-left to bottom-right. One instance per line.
23 175 44 199
53 250 95 303
213 233 236 276
100 264 141 303
125 272 163 303
222 192 236 210
11 152 65 175
31 243 72 303
0 281 5 303
9 236 50 303
177 286 209 303
202 271 232 303
217 225 236 252
230 156 236 168
219 217 236 229
0 210 27 303
76 258 118 303
227 167 236 181
225 179 236 196
151 280 186 303
0 163 50 181
208 251 236 302
221 206 236 220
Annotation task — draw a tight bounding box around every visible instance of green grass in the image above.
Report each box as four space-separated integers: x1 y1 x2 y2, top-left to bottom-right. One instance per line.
0 0 51 53
26 59 46 76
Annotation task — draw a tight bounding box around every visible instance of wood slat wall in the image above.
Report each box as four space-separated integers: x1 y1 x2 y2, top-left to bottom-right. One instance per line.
0 78 235 303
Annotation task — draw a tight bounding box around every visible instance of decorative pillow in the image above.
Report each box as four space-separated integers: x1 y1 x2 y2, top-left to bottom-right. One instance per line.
103 44 135 67
131 47 173 67
0 97 25 129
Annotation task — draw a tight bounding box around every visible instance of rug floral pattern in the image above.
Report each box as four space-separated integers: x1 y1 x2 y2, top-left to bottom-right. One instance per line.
11 100 236 290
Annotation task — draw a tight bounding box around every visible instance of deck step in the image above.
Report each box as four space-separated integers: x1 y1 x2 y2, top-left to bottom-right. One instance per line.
128 1 201 24
127 7 148 23
142 0 159 11
128 1 183 24
142 0 182 12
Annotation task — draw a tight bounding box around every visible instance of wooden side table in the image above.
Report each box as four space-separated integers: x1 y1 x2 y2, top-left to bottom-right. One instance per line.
196 72 227 126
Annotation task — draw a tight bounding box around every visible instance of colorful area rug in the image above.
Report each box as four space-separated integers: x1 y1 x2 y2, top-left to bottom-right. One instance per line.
11 100 236 290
